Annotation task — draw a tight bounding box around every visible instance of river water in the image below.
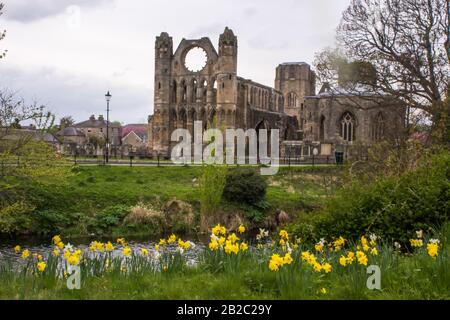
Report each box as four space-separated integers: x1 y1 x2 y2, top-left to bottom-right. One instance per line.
0 235 209 267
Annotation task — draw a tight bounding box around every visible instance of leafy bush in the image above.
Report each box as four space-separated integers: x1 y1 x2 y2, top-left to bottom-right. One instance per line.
92 205 130 232
223 168 267 205
301 152 450 244
32 210 82 236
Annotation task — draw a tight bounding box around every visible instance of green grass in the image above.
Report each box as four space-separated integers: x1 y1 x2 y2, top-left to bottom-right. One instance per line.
27 165 338 237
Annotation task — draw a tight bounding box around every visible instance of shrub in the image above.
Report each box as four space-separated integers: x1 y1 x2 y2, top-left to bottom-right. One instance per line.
32 210 81 236
199 165 227 232
307 152 450 244
223 168 267 205
93 205 130 232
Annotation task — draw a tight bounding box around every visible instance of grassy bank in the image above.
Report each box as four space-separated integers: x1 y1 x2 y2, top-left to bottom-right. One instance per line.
24 165 339 237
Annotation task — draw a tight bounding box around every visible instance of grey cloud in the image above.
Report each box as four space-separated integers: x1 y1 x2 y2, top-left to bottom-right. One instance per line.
0 65 151 124
3 0 114 23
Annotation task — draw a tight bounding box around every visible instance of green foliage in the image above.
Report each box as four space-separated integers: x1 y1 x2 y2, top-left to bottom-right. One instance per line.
199 165 227 231
92 205 130 232
32 210 82 236
305 152 450 244
223 168 267 205
0 140 73 234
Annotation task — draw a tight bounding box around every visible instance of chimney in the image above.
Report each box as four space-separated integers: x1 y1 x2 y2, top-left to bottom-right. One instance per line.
98 115 104 122
89 115 96 121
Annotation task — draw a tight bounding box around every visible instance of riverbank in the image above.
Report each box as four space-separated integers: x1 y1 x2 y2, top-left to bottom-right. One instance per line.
8 165 340 237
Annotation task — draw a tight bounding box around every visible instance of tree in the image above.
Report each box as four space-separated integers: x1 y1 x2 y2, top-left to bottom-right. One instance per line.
59 116 75 129
0 93 71 234
315 0 449 144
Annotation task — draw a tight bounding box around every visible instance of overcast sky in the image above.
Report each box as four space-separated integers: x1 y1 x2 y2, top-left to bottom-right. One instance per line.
0 0 351 125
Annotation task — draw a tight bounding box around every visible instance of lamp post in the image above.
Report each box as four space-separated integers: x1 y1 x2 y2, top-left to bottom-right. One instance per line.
105 91 112 164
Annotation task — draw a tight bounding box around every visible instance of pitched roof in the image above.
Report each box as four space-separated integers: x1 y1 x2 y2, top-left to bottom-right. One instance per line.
123 130 147 142
74 118 121 129
57 127 85 137
121 124 147 138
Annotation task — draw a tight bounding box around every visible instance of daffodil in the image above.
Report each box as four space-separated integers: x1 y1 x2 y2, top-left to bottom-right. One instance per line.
21 249 30 260
167 234 177 244
52 248 60 257
314 243 324 252
238 225 246 234
227 233 239 243
322 263 332 273
159 239 166 245
279 230 288 240
141 248 149 257
14 245 21 253
37 261 46 272
370 247 378 256
52 235 62 245
105 242 114 252
268 254 284 272
283 253 293 265
178 239 191 250
224 242 239 255
209 240 219 251
67 254 80 266
427 242 439 258
240 242 248 251
356 251 368 266
339 255 347 267
212 224 226 236
123 247 132 257
313 262 322 273
117 238 126 246
410 239 423 247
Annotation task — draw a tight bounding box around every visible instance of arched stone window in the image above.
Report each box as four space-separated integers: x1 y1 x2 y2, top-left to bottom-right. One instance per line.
319 115 325 141
372 112 385 141
180 80 187 104
287 92 297 108
191 79 197 103
340 112 355 142
171 80 177 103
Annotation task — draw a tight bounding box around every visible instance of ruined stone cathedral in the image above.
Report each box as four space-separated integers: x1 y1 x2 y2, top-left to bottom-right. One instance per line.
148 27 405 159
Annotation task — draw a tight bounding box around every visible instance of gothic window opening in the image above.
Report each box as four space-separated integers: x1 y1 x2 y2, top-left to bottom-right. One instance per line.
340 112 355 142
319 115 325 141
372 112 385 141
287 92 297 108
180 80 187 104
192 79 197 103
171 80 177 103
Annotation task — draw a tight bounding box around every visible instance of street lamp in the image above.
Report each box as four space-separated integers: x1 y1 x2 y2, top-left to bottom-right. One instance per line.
105 91 112 163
